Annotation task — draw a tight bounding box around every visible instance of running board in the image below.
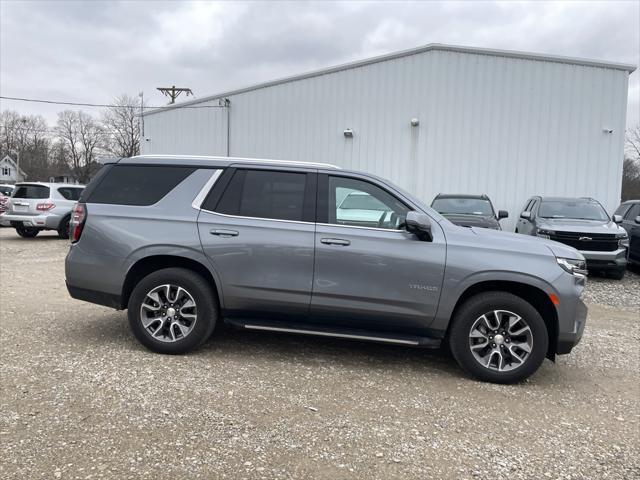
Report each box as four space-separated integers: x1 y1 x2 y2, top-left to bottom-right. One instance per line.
225 319 441 348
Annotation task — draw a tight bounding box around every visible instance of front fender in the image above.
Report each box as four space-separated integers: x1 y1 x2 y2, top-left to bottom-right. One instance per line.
431 269 560 333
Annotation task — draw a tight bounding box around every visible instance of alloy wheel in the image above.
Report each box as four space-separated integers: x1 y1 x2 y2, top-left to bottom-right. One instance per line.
468 310 534 372
139 284 198 343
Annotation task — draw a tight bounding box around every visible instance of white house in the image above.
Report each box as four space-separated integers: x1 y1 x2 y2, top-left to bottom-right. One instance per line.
141 43 635 230
0 155 26 184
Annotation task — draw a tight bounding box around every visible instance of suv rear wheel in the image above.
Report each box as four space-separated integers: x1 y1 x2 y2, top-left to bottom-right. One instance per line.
57 215 71 239
127 268 218 354
449 291 548 384
15 225 39 238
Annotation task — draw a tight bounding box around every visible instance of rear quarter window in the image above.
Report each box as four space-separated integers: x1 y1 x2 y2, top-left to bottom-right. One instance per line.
58 187 84 201
86 165 196 206
13 185 50 199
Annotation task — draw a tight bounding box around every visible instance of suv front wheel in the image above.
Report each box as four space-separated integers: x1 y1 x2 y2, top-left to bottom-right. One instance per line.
449 291 548 384
128 268 218 354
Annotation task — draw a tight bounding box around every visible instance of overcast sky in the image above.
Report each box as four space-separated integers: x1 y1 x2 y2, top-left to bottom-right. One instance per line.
1 0 638 128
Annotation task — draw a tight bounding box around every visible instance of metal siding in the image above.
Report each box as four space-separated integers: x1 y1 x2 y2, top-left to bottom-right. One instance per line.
142 49 630 230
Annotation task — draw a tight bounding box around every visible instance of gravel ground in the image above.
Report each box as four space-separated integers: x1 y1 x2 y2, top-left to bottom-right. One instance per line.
1 229 639 480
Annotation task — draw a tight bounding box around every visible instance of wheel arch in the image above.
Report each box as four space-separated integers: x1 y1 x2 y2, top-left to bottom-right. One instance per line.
121 254 222 310
446 280 559 358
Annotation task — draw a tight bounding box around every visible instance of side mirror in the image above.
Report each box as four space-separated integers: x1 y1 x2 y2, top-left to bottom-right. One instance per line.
405 211 433 241
498 210 509 220
612 214 623 224
520 211 531 220
635 216 640 225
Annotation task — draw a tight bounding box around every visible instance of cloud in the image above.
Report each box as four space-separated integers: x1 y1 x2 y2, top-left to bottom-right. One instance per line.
1 0 638 127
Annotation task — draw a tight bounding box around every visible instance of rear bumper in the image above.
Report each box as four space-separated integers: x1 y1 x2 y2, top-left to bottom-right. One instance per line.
580 248 626 271
2 213 62 229
66 283 122 309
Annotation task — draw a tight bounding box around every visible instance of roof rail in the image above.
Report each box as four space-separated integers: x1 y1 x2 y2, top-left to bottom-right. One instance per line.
131 154 341 170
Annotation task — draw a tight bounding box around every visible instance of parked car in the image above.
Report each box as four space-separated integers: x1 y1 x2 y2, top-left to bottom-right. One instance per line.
614 199 640 268
515 196 628 279
3 182 85 238
0 184 14 217
66 156 588 384
431 193 508 230
336 191 404 229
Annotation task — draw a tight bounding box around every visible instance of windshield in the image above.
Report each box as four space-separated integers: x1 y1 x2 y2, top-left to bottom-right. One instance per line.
0 186 13 196
339 193 388 211
539 200 609 221
431 197 494 216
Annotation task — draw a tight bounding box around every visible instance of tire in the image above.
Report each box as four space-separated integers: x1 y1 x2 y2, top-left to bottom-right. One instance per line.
57 215 71 239
608 268 625 280
15 225 39 238
448 291 548 384
127 268 218 354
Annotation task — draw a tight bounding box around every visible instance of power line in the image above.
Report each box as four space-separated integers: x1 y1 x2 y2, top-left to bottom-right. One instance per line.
0 95 227 110
0 125 127 137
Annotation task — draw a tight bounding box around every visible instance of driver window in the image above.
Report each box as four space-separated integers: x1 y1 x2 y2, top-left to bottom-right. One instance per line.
328 176 409 230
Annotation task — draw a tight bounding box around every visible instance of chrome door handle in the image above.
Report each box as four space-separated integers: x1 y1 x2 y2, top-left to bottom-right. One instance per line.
210 229 239 237
321 238 351 246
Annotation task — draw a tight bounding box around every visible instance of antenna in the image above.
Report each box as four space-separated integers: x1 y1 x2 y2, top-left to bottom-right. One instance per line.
156 86 193 104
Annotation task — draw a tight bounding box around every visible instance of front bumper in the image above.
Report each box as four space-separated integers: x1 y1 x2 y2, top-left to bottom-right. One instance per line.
552 272 588 355
556 297 588 354
2 213 62 229
580 248 627 272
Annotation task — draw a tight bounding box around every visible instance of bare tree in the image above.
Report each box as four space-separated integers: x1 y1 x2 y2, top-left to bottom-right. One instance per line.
101 94 142 158
55 110 104 183
622 125 640 201
1 110 52 180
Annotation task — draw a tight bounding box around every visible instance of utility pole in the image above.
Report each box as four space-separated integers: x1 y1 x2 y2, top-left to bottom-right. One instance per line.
156 86 193 104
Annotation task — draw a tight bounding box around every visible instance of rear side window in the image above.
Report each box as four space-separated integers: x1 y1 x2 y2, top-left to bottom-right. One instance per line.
58 187 84 201
213 169 311 222
13 185 50 199
86 165 195 206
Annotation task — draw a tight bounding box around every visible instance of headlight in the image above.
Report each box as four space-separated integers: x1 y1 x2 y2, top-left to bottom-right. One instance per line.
616 232 629 248
537 228 555 239
556 257 587 276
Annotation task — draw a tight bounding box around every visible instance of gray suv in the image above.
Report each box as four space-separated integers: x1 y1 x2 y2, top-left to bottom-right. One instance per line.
65 156 588 384
515 196 628 279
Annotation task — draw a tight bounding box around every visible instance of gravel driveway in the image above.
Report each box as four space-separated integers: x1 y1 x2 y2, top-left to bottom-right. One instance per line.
1 229 638 479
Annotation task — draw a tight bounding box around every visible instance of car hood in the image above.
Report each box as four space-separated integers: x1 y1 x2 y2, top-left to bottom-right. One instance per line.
442 214 500 229
462 225 585 260
536 218 623 235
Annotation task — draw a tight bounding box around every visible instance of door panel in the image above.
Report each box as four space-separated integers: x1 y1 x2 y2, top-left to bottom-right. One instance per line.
311 173 446 334
310 224 446 334
198 211 315 320
196 168 317 321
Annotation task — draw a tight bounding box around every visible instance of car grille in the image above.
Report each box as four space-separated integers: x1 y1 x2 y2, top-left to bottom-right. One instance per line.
549 232 618 252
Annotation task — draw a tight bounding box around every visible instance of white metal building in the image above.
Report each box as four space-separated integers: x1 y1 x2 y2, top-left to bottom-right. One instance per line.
141 44 635 230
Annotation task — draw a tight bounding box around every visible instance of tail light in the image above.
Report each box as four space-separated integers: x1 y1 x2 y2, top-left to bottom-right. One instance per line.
69 203 87 243
37 201 56 211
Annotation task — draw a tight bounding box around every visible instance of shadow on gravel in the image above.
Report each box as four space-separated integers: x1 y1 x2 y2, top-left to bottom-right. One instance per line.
1 233 64 242
70 311 464 378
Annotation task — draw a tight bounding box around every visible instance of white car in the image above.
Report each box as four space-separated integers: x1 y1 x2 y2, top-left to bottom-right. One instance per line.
336 191 403 229
3 182 85 238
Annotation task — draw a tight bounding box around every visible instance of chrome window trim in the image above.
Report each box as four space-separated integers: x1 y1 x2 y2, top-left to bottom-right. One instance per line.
197 209 407 232
191 169 223 210
198 208 315 226
317 222 406 233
